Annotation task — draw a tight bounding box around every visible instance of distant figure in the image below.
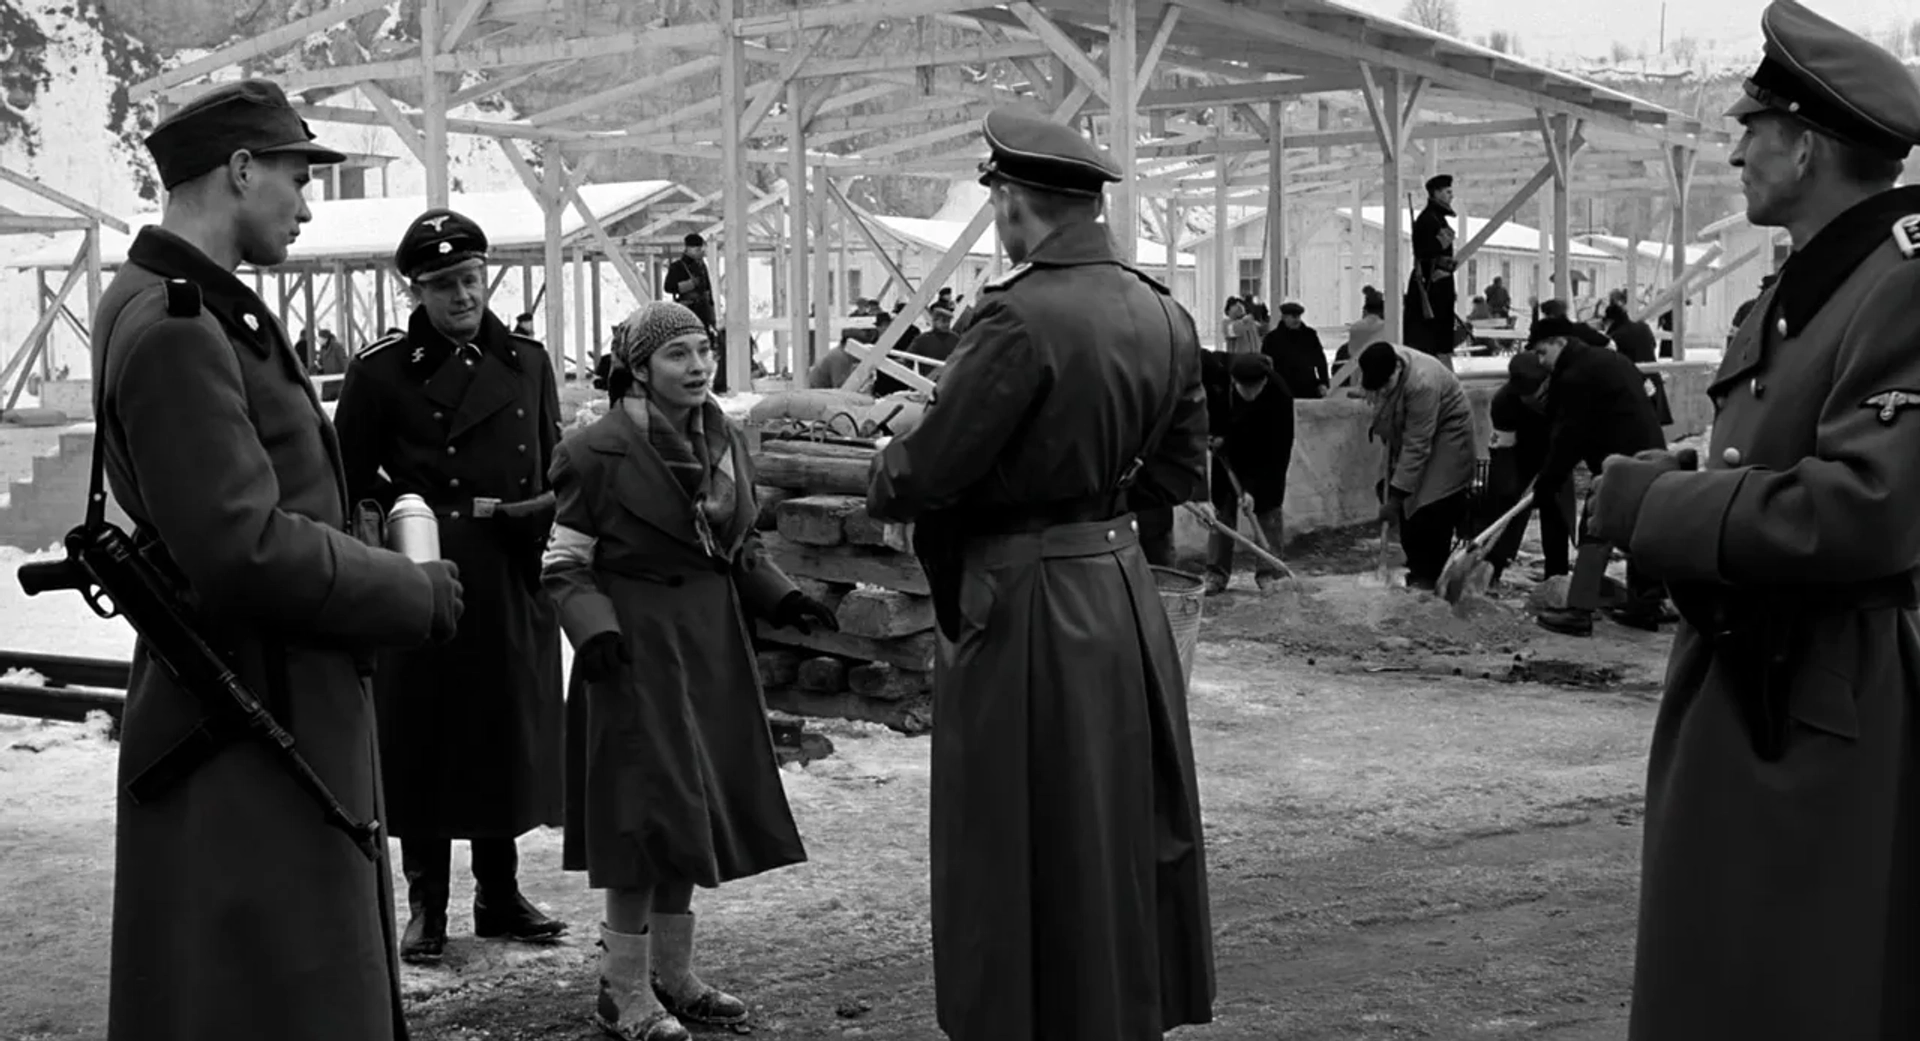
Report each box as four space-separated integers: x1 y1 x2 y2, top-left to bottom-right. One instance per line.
1338 285 1388 368
1221 296 1261 354
1260 301 1328 399
1727 272 1779 346
1484 275 1511 319
315 329 348 375
1359 342 1476 590
1404 173 1460 356
513 312 536 337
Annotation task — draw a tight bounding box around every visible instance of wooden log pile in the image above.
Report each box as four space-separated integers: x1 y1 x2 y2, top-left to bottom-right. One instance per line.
752 435 936 735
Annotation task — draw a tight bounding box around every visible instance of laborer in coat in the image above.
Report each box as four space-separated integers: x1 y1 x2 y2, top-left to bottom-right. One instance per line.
1523 316 1669 637
1204 352 1295 594
1485 275 1511 319
543 300 827 1041
99 79 463 1041
334 209 569 963
1338 285 1387 368
1602 303 1657 364
1482 351 1575 587
1591 5 1920 1037
867 107 1216 1041
1260 301 1328 399
1358 341 1476 591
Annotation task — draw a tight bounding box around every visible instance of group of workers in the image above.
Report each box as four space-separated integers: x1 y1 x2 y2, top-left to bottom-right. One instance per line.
53 3 1920 1041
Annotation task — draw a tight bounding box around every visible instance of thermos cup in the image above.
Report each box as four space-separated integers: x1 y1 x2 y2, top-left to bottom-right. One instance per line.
387 494 442 563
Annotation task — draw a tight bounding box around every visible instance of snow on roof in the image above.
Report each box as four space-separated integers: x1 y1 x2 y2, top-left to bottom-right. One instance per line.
1576 234 1719 266
869 213 1196 267
7 181 680 271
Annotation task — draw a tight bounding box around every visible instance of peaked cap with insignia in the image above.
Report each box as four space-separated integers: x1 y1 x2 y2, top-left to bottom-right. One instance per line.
144 79 347 189
977 107 1122 199
395 208 489 281
1727 0 1920 159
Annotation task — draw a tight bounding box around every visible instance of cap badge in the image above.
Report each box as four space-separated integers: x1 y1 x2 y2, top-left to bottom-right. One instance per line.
242 313 259 331
422 216 451 232
438 242 452 254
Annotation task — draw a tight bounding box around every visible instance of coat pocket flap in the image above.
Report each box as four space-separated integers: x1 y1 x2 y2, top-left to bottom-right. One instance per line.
1788 666 1859 741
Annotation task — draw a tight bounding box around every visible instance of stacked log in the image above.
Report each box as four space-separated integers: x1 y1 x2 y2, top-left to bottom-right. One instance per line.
751 435 936 735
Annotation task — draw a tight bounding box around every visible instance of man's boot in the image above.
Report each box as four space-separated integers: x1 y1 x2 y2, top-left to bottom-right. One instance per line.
401 837 451 964
472 837 568 942
649 911 749 1026
1536 607 1594 637
597 924 689 1041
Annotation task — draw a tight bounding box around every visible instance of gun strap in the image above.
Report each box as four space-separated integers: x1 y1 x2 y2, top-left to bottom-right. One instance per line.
1112 288 1186 504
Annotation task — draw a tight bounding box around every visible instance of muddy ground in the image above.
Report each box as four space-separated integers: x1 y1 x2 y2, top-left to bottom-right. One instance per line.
0 527 1675 1041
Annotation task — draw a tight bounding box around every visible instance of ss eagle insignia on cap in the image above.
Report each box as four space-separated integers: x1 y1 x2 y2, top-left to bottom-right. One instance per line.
1863 390 1920 424
422 215 451 232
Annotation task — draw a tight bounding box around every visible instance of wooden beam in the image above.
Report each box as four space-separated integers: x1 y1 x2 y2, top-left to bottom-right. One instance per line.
798 26 891 127
420 0 450 209
0 214 93 233
720 0 753 392
796 40 1052 79
446 66 549 109
1536 109 1566 188
736 0 982 36
130 0 390 99
1357 63 1395 164
827 182 916 300
740 31 831 140
1009 3 1111 103
856 121 979 160
1134 5 1181 106
556 168 650 304
0 167 128 233
441 0 492 51
0 241 86 403
787 85 810 374
1109 0 1137 264
528 56 719 126
1453 126 1586 267
357 81 427 164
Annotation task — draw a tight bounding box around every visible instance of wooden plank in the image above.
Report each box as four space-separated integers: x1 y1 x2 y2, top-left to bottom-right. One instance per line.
739 30 830 139
755 648 801 687
753 446 873 496
0 214 92 233
130 0 390 98
1008 3 1110 103
790 576 850 613
0 167 128 233
755 484 798 530
441 0 493 51
847 662 932 700
357 81 427 163
842 503 892 547
763 686 933 735
760 534 929 596
0 682 126 725
775 494 863 546
754 619 935 671
796 656 849 693
836 587 935 638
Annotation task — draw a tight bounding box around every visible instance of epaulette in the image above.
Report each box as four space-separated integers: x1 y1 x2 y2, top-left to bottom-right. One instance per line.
358 331 404 359
1120 262 1171 295
1895 214 1920 260
163 279 201 318
981 262 1033 293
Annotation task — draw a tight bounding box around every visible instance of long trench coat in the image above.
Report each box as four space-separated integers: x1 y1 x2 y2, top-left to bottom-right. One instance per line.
334 308 565 838
868 221 1216 1041
1623 187 1920 1039
98 229 437 1041
1368 345 1476 517
541 402 807 890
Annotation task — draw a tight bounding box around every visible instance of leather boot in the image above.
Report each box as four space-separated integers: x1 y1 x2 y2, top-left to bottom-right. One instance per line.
472 837 567 942
1536 606 1595 637
401 838 451 964
597 924 689 1041
649 911 749 1026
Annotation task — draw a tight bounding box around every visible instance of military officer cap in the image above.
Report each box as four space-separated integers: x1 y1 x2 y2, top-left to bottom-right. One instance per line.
1726 0 1920 159
977 107 1122 199
395 209 489 282
1425 174 1453 193
144 79 347 189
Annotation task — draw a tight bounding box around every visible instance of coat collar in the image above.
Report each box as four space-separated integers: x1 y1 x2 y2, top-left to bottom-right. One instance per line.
583 401 756 557
405 307 523 375
127 227 281 358
1021 220 1121 268
1771 184 1920 337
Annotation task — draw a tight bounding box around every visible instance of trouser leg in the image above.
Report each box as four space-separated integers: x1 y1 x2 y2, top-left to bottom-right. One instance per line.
400 837 451 963
1205 494 1239 580
1253 507 1286 580
473 835 568 942
1538 478 1575 577
1401 492 1465 586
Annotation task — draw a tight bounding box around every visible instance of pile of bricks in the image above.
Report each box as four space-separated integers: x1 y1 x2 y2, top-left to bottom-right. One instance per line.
750 436 936 734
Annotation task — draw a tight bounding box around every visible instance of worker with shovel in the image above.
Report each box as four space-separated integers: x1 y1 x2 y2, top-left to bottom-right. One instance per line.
1204 352 1295 594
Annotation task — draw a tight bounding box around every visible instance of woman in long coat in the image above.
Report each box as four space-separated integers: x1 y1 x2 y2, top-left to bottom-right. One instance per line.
541 301 837 1041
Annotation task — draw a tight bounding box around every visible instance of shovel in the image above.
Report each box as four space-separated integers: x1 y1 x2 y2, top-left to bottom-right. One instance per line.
1436 485 1535 605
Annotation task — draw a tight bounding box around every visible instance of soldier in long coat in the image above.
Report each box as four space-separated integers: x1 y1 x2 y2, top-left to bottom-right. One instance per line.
1590 5 1920 1037
98 81 463 1041
868 107 1216 1041
334 210 567 962
1404 174 1459 357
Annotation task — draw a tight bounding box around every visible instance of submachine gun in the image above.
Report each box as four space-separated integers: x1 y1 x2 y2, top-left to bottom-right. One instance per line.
15 277 381 860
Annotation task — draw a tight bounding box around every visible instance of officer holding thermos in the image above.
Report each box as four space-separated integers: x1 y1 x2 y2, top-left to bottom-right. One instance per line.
333 209 569 963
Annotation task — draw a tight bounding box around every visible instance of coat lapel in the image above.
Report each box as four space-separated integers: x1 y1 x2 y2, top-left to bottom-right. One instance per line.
593 409 703 547
446 351 520 440
1709 284 1776 401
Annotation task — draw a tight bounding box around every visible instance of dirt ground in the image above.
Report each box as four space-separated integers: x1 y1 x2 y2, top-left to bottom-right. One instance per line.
0 525 1675 1041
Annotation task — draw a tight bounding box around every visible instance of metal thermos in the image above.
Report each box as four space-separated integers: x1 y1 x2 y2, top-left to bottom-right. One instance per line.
387 494 441 563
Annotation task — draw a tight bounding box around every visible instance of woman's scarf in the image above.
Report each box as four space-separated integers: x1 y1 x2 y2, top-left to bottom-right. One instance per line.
623 396 742 558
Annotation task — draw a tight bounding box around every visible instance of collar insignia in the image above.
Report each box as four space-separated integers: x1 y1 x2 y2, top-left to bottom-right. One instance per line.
242 313 259 331
1895 215 1920 260
411 345 426 365
1863 389 1920 424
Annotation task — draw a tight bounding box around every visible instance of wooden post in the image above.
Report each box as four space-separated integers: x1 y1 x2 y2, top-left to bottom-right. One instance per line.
1537 193 1550 307
1266 100 1286 306
1626 224 1641 304
592 256 603 357
83 223 102 374
420 0 449 208
719 0 753 392
1164 199 1181 289
1107 0 1137 263
1669 146 1692 361
521 264 535 327
787 83 810 374
1550 115 1572 309
573 245 587 375
1212 105 1230 339
813 161 833 358
1378 71 1405 345
543 153 566 381
1347 178 1362 322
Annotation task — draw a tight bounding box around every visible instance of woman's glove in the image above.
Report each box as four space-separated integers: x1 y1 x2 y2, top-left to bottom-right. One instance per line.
574 631 631 683
772 590 840 635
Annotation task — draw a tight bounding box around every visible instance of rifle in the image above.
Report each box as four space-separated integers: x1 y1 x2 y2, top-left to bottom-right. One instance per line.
18 524 383 861
1406 192 1435 322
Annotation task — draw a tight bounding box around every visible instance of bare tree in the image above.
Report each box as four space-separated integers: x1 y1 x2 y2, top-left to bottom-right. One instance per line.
1400 0 1461 37
1484 29 1518 55
1609 40 1637 64
1666 34 1700 67
1909 17 1920 57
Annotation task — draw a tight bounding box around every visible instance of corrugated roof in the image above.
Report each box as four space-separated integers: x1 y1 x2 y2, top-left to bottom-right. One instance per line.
6 181 680 271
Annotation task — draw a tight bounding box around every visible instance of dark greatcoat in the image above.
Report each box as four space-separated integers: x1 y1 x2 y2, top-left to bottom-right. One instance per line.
868 221 1216 1041
98 229 437 1041
333 307 564 839
542 402 806 889
1207 361 1295 515
1404 201 1459 355
1534 340 1667 501
1624 186 1920 1040
1259 321 1329 399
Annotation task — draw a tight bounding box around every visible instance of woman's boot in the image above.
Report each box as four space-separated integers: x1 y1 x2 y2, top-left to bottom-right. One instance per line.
649 911 749 1026
595 924 689 1041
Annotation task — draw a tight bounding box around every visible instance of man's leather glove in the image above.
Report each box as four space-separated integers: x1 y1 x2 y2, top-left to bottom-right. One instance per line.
487 492 557 545
574 631 631 684
420 560 464 644
1590 447 1699 546
772 590 840 635
1377 490 1408 526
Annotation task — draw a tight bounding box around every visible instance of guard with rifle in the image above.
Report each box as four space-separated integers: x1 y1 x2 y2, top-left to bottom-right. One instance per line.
866 106 1216 1041
1404 173 1461 359
1587 3 1920 1036
23 79 465 1041
333 209 569 964
663 232 726 393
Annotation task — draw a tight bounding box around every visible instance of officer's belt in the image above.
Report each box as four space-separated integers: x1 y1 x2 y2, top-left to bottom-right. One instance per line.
1685 573 1920 631
423 495 526 521
966 494 1127 536
962 516 1140 570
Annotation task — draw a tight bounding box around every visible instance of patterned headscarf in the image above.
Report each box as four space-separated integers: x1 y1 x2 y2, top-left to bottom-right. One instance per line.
611 300 707 376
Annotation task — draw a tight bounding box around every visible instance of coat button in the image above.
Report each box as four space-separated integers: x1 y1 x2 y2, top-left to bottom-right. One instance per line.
1776 317 1789 337
449 478 461 489
433 411 444 421
1105 529 1116 542
1750 379 1764 397
1722 447 1742 466
516 408 526 417
520 477 530 486
517 444 527 453
450 510 462 520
